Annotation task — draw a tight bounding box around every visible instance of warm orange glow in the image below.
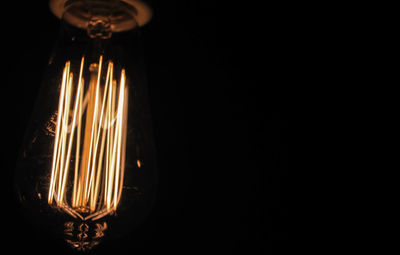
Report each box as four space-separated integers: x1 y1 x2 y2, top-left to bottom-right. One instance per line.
48 56 128 221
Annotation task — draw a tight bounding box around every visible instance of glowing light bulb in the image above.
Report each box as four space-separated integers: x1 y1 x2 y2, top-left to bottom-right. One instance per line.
14 0 157 251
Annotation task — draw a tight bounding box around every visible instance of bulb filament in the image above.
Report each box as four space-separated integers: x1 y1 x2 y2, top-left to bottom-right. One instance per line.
48 56 129 221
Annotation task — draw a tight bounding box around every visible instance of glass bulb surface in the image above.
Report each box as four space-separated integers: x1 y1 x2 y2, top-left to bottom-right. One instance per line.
14 0 157 251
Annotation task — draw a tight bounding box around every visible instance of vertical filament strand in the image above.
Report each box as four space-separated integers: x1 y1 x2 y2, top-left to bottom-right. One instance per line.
48 56 128 220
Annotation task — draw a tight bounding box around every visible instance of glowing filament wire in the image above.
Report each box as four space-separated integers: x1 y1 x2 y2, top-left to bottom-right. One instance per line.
48 56 128 220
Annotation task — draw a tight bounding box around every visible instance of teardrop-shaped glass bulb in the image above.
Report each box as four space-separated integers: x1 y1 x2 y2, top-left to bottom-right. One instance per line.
14 0 157 251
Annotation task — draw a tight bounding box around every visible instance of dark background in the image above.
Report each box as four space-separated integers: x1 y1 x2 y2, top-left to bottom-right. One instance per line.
1 0 287 254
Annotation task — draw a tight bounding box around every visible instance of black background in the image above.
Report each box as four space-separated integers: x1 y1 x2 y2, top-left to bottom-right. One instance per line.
1 1 287 254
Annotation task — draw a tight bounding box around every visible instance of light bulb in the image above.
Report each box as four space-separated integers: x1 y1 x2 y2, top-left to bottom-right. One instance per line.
14 0 157 251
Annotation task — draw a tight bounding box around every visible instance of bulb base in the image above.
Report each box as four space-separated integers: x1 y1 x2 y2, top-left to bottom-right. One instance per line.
49 0 153 32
